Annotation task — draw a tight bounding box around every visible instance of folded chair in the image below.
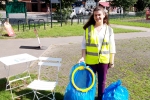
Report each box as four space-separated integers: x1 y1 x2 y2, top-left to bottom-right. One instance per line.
27 57 62 100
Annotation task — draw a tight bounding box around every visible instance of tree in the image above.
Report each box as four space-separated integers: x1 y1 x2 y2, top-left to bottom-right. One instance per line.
134 0 150 11
51 0 76 22
110 0 137 13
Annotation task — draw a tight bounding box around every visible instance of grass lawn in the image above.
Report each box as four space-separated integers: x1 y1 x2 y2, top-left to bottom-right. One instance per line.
0 17 149 99
1 37 150 100
110 18 150 28
0 22 142 39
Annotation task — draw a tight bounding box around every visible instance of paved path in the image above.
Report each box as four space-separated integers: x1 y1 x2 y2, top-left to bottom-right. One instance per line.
0 25 149 78
112 24 150 32
112 24 150 39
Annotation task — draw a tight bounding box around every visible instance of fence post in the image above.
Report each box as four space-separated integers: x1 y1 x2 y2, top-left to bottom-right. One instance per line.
18 20 24 31
38 19 46 30
71 18 73 25
80 15 82 22
77 16 79 24
28 19 35 30
83 15 85 24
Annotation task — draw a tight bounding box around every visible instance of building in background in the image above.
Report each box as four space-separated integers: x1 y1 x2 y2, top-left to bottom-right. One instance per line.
1 0 47 12
20 0 46 12
85 0 96 9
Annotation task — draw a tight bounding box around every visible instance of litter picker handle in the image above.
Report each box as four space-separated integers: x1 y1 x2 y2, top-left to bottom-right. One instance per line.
34 29 41 47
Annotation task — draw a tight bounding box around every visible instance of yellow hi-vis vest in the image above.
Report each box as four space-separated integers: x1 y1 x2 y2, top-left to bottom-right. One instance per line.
85 25 110 65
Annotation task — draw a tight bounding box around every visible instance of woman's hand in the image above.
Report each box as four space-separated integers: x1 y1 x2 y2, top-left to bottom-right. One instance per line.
78 57 85 63
109 53 115 68
109 63 114 68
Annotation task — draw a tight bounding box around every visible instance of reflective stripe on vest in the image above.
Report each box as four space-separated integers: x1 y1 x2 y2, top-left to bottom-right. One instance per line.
85 25 110 64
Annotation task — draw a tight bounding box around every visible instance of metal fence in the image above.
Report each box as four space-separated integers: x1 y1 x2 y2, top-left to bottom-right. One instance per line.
0 11 148 32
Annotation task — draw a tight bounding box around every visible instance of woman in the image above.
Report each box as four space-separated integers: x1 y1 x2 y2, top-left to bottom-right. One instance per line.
79 6 116 100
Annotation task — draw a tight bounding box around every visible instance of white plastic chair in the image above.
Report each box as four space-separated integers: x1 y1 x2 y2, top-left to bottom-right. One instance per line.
27 57 62 100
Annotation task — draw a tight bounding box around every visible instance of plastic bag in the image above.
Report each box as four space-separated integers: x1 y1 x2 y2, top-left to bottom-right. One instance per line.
102 80 129 100
64 62 96 100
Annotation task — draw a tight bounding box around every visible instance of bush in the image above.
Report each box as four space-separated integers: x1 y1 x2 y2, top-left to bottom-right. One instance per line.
135 11 145 17
53 8 72 22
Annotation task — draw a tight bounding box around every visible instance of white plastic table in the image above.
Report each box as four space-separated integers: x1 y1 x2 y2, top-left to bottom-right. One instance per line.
0 53 38 100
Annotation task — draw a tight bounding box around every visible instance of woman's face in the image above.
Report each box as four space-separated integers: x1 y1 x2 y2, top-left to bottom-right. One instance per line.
93 10 105 24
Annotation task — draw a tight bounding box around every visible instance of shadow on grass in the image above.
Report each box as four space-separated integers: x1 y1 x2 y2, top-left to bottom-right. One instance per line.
1 34 9 37
0 78 64 100
0 78 7 91
14 89 64 100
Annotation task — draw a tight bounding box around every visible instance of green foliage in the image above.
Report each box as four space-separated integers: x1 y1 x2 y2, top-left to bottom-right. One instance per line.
61 0 75 8
135 11 145 16
54 8 72 22
135 0 150 11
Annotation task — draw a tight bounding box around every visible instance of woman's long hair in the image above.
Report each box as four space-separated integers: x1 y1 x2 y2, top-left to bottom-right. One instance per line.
83 6 109 30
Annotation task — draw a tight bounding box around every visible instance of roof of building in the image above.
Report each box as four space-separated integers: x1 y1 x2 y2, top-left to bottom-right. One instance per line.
99 2 109 7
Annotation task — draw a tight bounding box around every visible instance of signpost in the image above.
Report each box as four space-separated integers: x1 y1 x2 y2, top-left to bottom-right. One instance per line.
50 0 62 28
5 0 27 36
6 1 27 23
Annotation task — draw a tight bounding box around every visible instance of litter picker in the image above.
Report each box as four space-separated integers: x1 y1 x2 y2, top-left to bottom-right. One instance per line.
34 28 41 49
19 29 47 50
